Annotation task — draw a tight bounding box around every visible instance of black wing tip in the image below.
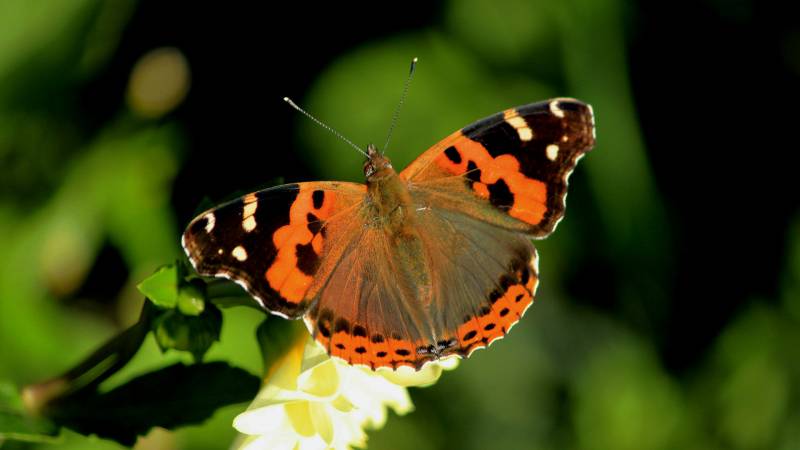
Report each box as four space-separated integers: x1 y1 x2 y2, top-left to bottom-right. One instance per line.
462 98 595 141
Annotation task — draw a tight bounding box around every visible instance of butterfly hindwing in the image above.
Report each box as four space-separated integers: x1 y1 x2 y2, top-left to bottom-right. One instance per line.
182 181 366 318
401 98 595 237
415 208 540 359
303 223 442 370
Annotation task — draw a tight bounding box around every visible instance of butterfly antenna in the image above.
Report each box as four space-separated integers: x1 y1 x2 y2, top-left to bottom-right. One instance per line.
382 57 418 154
283 97 369 157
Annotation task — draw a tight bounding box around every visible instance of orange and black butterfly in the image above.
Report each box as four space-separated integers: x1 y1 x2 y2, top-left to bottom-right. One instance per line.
182 94 595 370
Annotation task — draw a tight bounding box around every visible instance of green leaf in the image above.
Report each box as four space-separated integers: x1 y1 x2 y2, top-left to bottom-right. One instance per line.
0 381 61 443
45 362 260 447
177 278 207 316
152 302 222 361
137 264 179 308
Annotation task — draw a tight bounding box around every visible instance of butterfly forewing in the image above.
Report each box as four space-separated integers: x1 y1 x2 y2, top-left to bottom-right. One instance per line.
182 182 366 318
401 98 595 237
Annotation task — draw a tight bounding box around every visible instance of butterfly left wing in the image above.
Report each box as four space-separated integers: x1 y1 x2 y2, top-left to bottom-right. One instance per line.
401 98 595 238
182 181 366 318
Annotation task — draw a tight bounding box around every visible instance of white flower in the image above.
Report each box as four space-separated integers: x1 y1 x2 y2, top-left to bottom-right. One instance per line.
233 335 458 450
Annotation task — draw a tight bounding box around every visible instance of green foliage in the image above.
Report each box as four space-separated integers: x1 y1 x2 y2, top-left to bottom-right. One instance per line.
0 382 60 444
44 363 259 447
177 280 208 316
1 267 263 447
139 263 221 360
137 264 180 309
572 340 683 450
152 304 222 361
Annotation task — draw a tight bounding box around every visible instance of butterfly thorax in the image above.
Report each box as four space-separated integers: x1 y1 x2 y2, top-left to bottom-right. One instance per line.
363 144 416 231
363 144 435 314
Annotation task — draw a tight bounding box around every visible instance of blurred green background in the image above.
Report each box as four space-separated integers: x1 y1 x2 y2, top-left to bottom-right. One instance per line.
2 0 799 449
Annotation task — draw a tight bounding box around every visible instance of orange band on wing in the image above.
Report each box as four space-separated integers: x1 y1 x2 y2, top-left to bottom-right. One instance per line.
319 326 427 370
455 277 537 356
266 186 337 303
435 135 548 225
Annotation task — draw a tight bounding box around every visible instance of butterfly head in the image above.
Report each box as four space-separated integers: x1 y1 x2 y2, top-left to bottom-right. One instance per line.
363 143 394 181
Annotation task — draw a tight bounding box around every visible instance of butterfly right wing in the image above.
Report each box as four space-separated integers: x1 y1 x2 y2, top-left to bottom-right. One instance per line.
414 207 539 359
400 98 595 238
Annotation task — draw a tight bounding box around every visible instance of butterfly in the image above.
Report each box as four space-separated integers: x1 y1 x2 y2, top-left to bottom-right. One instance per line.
182 98 595 370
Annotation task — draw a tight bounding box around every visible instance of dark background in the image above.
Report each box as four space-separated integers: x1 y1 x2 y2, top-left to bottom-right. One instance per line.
2 0 799 449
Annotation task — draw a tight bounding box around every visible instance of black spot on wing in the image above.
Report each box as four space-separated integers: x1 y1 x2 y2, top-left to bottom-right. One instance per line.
488 178 514 209
334 318 351 334
295 242 320 276
307 212 322 235
444 145 462 164
317 309 333 338
312 190 325 209
520 265 531 285
353 325 367 337
465 161 482 184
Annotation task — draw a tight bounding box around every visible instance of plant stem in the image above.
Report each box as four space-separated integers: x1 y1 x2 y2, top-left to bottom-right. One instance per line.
21 302 156 415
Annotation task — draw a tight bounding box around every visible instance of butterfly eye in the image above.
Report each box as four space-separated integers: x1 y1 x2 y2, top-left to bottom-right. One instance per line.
363 160 375 178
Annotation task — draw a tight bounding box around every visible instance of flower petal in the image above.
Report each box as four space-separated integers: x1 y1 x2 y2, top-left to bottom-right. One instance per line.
285 401 316 437
233 403 291 435
298 359 339 399
308 401 334 444
377 356 460 387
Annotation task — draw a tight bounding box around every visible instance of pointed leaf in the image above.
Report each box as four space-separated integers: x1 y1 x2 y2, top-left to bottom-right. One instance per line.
137 264 179 308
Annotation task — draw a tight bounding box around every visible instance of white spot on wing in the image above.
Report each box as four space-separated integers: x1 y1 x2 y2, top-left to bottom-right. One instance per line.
242 200 258 232
546 144 559 161
506 116 526 129
550 100 565 118
243 215 256 232
505 113 534 142
232 245 248 261
203 213 216 233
